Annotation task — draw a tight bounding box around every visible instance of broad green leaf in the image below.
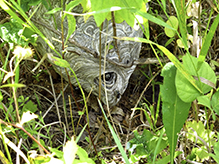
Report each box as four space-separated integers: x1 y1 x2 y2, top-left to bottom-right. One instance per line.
90 0 112 27
88 0 146 27
80 0 92 13
119 0 146 26
211 91 219 115
160 62 190 163
164 16 178 37
176 54 216 102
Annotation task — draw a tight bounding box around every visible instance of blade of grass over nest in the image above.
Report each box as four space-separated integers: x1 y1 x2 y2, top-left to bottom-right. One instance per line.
171 0 188 50
97 99 130 164
117 36 202 93
160 63 190 163
131 9 176 31
198 13 219 63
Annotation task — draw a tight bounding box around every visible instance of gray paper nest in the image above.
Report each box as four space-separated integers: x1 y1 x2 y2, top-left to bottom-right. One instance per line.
32 1 143 107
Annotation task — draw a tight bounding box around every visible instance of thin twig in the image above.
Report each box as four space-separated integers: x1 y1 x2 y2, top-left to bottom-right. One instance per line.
0 119 51 155
102 25 121 142
48 70 62 127
98 23 103 100
111 11 121 61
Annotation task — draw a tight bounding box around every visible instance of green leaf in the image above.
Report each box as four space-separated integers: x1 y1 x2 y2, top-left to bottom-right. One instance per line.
0 91 3 101
173 0 188 49
175 54 216 102
209 153 219 163
186 120 216 144
164 16 179 37
45 7 62 15
191 146 209 162
20 0 42 12
0 83 26 88
156 151 182 164
22 100 38 113
119 0 146 27
49 147 63 158
74 147 95 164
65 15 76 45
133 10 176 31
127 129 167 162
211 91 219 115
197 95 211 110
90 0 112 27
64 0 81 44
89 0 146 27
209 139 219 163
47 54 70 68
160 62 190 163
0 19 37 48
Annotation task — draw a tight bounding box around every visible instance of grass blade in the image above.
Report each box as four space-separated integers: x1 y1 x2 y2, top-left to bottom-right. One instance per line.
97 99 130 164
198 13 219 62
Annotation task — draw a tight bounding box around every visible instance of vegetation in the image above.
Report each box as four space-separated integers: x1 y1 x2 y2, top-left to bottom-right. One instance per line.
0 0 219 163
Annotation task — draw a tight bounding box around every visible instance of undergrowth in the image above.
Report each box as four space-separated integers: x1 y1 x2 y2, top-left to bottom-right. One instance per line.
0 0 219 163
